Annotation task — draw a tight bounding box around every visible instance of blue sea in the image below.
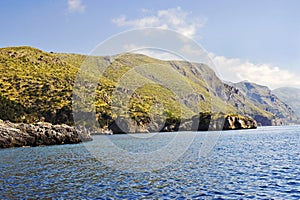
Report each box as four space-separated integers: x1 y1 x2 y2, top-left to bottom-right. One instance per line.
1 126 300 199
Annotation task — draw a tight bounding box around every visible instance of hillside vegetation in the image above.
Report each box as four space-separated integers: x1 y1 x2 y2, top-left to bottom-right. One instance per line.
0 46 279 130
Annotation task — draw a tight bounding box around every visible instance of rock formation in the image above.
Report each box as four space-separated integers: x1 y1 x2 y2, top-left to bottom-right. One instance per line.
0 120 92 148
107 113 257 133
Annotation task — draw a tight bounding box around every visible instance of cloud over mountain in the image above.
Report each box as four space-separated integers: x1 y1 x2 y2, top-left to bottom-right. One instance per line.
113 7 205 38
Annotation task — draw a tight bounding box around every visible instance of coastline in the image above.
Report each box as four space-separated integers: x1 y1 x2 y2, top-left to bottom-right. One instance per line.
0 120 92 148
0 113 257 148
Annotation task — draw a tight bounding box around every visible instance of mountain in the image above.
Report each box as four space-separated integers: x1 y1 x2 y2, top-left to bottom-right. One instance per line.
273 87 300 117
232 81 298 125
0 46 286 130
0 46 82 124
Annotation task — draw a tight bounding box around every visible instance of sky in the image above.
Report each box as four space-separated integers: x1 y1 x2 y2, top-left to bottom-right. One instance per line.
1 0 300 89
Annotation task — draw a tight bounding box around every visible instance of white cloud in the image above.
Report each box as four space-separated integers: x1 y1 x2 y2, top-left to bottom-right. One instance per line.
122 44 300 89
209 53 300 89
112 7 205 38
181 44 203 57
68 0 85 13
123 44 182 61
113 8 300 89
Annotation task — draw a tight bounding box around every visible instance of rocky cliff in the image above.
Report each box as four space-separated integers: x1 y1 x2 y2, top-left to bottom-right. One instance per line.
273 87 300 119
232 81 298 125
108 113 257 133
0 120 91 148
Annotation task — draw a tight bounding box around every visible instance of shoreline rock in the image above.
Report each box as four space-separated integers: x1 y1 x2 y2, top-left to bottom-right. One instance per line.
0 113 257 148
0 120 92 148
105 113 257 133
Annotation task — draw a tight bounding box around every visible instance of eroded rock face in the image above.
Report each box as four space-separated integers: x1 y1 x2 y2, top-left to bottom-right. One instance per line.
0 120 92 148
186 113 257 131
223 115 257 130
106 113 257 133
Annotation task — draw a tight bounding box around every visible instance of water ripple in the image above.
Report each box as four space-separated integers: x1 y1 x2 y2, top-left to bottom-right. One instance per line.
0 126 300 198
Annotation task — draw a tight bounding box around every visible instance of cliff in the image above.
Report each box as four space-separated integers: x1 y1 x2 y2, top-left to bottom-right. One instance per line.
0 120 91 148
273 87 300 120
232 81 298 125
108 113 257 133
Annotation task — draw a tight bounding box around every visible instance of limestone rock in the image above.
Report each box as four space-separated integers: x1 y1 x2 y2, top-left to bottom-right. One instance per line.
0 121 92 148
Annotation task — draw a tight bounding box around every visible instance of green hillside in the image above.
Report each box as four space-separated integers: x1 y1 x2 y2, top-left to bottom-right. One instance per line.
0 46 275 129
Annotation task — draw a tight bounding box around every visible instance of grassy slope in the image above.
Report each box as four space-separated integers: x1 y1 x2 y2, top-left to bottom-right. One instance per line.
0 46 274 127
0 46 80 123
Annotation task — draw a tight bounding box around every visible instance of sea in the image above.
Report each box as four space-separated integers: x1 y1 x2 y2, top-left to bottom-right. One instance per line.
1 126 300 199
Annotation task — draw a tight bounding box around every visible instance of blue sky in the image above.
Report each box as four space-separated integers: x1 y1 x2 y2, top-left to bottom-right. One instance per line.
1 0 300 89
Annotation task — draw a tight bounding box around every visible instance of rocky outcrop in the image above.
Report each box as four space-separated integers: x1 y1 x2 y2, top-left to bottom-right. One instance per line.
106 117 145 134
187 113 257 131
222 115 257 130
106 113 257 133
0 120 92 148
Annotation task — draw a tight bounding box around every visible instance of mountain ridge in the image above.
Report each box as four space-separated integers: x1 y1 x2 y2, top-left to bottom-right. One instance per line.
0 46 297 131
273 87 300 118
231 81 298 125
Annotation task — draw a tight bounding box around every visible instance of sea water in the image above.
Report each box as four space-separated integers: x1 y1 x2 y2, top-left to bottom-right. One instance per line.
1 126 300 199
